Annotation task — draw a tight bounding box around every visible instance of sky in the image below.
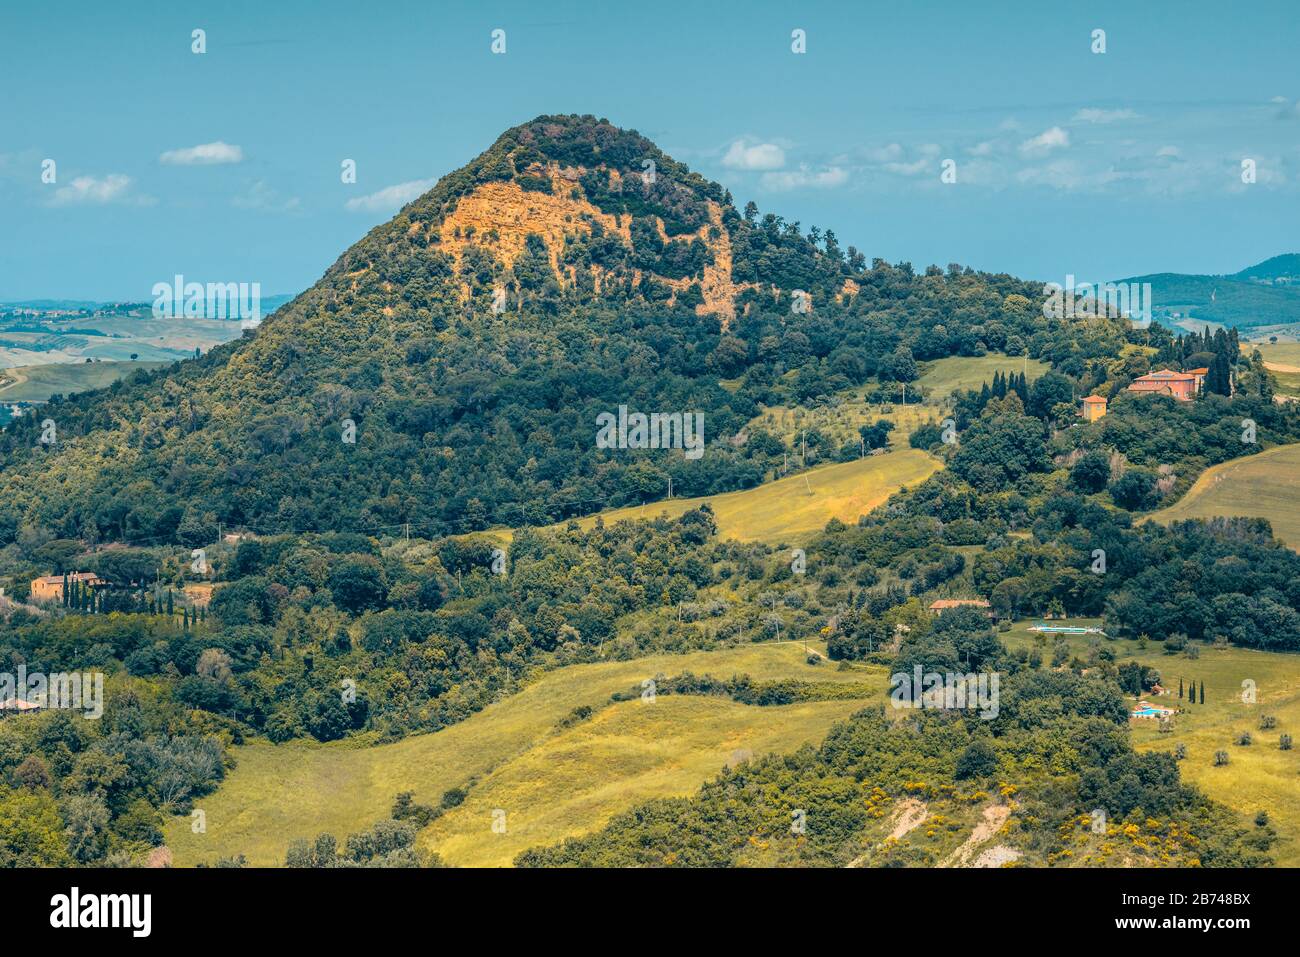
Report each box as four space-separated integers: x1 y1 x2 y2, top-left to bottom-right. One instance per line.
2 0 1297 301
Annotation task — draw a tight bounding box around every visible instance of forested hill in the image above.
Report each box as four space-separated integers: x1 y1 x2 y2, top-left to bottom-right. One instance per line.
0 115 1118 546
1118 253 1300 330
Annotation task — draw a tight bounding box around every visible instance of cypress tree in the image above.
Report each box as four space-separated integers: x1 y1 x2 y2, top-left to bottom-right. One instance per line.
61 573 69 607
1178 677 1183 699
1200 681 1205 705
1207 353 1231 396
166 589 174 616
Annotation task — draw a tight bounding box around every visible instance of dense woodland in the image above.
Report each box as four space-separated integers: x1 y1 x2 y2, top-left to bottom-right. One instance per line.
2 115 1298 867
0 115 1096 542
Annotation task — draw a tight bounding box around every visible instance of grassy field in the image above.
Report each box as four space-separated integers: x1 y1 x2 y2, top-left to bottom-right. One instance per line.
469 447 942 550
1146 443 1300 549
163 641 881 867
471 356 1036 551
422 693 869 866
917 353 1048 397
166 615 1300 866
0 360 166 400
1247 342 1300 397
1004 620 1300 866
1248 342 1300 366
0 312 245 367
749 354 1049 454
570 449 939 545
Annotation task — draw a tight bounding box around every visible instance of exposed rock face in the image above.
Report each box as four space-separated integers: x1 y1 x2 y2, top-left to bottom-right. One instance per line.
435 176 629 274
427 167 749 325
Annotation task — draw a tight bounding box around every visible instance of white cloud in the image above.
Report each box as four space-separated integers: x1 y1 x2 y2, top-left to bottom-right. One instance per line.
759 165 848 191
722 138 786 171
1072 108 1138 124
865 143 904 163
49 173 141 206
1020 126 1070 156
883 143 942 175
159 141 244 165
344 178 436 212
233 180 300 212
1017 159 1126 191
967 141 995 157
882 157 931 176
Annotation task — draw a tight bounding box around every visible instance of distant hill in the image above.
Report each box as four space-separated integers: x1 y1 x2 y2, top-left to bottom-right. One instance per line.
1118 254 1300 332
1 293 298 317
1233 253 1300 282
0 114 1107 545
0 299 104 311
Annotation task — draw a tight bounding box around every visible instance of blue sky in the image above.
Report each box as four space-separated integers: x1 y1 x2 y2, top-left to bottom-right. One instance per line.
2 0 1297 300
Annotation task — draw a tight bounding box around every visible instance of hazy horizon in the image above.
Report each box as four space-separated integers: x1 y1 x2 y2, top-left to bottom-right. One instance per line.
4 0 1298 300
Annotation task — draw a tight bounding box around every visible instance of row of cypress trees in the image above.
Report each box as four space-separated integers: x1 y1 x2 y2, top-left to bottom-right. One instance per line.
1177 676 1206 705
58 573 206 626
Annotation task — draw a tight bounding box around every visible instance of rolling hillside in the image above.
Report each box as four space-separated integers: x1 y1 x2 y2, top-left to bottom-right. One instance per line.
1003 621 1300 867
163 641 878 867
564 448 939 545
0 361 167 401
1247 341 1300 396
1147 443 1300 548
0 114 1069 548
476 354 1041 549
1119 254 1300 331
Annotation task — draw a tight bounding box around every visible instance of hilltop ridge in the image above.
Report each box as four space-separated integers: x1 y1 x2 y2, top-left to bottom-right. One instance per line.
0 114 1076 543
